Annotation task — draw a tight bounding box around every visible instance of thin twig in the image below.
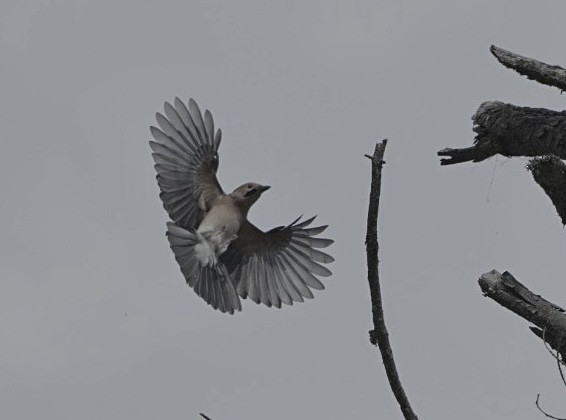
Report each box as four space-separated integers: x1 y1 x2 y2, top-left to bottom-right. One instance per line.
199 414 213 420
558 359 566 389
365 140 419 420
536 394 566 420
541 327 566 386
542 328 566 388
535 328 566 418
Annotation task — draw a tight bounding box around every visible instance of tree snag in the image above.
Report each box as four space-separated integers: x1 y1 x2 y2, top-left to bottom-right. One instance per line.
439 45 566 413
438 45 566 226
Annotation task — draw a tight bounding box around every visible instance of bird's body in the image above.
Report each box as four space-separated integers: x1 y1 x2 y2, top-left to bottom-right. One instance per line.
196 196 242 262
150 98 334 313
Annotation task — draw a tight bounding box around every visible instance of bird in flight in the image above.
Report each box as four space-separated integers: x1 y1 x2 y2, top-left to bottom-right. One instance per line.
150 98 334 314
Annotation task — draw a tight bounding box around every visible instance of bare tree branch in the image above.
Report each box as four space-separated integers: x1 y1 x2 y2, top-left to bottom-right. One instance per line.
531 329 566 419
490 45 566 92
536 394 566 420
365 140 418 420
438 102 566 165
527 156 566 225
478 270 566 360
200 413 213 420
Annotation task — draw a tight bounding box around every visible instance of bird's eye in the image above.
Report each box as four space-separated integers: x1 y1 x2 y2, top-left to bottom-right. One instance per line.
247 184 253 189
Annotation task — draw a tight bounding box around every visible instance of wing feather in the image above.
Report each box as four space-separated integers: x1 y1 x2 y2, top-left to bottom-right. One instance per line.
273 254 303 303
220 216 333 307
278 252 314 299
287 245 332 276
204 110 215 144
282 250 326 290
175 98 204 147
188 99 209 145
247 255 260 303
290 240 334 263
150 98 223 229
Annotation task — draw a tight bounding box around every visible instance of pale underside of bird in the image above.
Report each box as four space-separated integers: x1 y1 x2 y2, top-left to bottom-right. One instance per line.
150 97 334 314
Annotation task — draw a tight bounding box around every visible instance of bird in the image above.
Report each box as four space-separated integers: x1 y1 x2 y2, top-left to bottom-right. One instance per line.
149 97 334 314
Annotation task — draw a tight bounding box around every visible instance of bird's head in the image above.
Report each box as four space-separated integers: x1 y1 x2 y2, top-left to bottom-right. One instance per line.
231 182 271 210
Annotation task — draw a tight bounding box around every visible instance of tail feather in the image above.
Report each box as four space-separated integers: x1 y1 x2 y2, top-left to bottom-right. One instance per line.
166 222 242 314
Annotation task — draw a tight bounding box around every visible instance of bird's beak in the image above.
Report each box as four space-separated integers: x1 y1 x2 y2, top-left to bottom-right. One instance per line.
259 185 271 193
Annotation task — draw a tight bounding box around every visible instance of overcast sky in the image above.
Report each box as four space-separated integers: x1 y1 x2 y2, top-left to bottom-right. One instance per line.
3 1 566 419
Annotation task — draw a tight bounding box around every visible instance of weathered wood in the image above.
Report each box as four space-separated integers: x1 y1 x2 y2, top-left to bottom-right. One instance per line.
365 140 419 420
438 101 566 165
479 270 566 360
490 45 566 92
527 156 566 225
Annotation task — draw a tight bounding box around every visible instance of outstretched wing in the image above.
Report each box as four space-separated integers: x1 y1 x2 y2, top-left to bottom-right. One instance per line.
150 98 223 230
219 216 334 308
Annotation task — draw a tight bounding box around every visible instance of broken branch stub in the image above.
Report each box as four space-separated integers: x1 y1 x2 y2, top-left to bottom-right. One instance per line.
479 270 566 360
490 45 566 92
438 102 566 165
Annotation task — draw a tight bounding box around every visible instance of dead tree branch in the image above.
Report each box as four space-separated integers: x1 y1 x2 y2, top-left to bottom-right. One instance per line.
438 46 566 166
438 44 566 417
527 156 566 225
490 45 566 92
365 140 418 420
438 101 566 165
478 270 566 360
536 394 566 420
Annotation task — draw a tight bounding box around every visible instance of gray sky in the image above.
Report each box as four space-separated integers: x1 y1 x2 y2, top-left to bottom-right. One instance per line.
3 1 566 419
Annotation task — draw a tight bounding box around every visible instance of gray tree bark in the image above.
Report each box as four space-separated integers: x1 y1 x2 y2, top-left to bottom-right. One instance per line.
365 140 419 420
479 271 566 360
438 45 566 226
438 101 566 165
490 45 566 92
